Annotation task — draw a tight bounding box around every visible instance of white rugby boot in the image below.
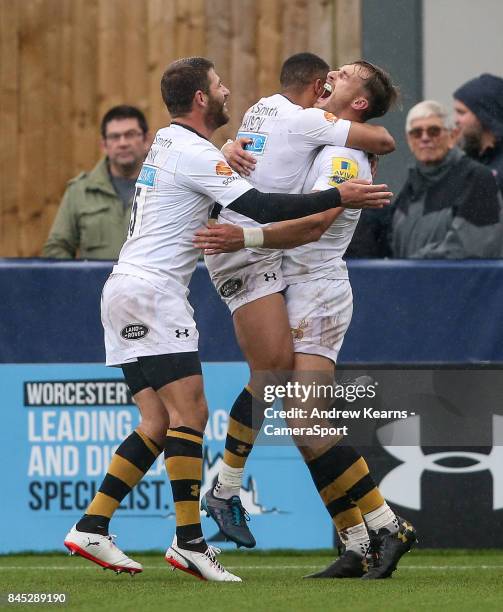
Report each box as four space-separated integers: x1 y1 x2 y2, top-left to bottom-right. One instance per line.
165 537 241 582
64 524 143 575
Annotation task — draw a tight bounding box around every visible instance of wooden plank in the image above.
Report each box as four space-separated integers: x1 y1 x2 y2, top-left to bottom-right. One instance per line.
175 0 206 58
256 0 283 96
123 0 148 109
147 0 176 133
17 0 48 256
334 0 362 68
42 0 73 252
58 0 74 176
71 0 100 174
226 0 257 147
205 0 232 80
281 0 308 60
0 0 20 256
205 0 233 143
97 0 126 117
307 0 333 65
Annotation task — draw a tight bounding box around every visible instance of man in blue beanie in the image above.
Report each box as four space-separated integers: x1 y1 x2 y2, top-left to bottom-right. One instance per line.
453 74 503 192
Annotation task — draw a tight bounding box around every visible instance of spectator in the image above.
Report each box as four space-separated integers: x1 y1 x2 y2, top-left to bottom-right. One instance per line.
43 105 150 259
453 74 503 193
391 100 501 259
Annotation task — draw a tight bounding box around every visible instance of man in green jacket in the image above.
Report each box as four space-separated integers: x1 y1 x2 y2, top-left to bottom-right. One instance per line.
43 106 150 259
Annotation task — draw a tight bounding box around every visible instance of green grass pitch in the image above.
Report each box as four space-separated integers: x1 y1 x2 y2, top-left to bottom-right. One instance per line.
1 550 502 611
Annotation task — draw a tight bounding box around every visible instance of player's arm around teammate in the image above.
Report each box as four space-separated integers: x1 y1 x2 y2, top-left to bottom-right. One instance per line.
201 60 417 580
65 56 394 582
194 178 393 253
199 56 399 550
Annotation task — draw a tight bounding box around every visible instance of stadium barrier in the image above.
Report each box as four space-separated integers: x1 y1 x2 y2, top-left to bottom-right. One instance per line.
1 259 502 552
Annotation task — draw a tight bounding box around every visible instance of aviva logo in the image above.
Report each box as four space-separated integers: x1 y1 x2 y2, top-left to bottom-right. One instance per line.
329 157 359 185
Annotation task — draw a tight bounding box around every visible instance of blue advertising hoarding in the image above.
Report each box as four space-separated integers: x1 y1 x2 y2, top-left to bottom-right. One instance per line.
2 259 503 551
2 363 331 553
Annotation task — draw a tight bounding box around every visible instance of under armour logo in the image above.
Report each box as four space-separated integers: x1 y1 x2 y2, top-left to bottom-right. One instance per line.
264 272 277 282
190 484 200 497
377 415 503 510
175 329 189 338
236 444 249 455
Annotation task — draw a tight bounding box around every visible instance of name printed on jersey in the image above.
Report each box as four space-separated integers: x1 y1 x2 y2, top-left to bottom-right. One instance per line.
241 102 279 132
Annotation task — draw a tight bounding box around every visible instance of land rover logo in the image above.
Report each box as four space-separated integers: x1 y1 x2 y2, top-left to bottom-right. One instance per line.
219 278 243 298
121 324 149 340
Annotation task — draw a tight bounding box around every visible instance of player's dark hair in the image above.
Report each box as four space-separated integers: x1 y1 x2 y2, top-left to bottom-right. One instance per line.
161 57 215 117
100 105 148 138
280 53 329 91
353 60 399 121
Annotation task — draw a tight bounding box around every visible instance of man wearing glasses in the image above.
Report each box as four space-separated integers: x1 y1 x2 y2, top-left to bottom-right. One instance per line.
43 106 150 260
391 100 501 258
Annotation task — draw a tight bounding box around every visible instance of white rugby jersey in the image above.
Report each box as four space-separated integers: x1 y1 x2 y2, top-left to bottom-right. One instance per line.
114 123 253 290
282 145 371 284
217 94 350 233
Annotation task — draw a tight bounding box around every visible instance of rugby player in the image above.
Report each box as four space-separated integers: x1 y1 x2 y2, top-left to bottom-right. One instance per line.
195 53 394 549
196 61 417 579
63 56 392 582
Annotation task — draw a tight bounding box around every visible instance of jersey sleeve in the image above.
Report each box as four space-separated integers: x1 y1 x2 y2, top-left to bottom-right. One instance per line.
178 144 253 207
290 108 351 148
311 147 370 191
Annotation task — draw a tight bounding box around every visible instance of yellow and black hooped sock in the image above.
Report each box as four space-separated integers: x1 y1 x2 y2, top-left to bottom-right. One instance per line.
222 386 266 470
77 429 162 535
306 442 384 526
164 427 204 545
305 444 364 533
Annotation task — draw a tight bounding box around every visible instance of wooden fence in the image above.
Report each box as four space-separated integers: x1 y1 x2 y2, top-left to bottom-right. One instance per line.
0 0 361 256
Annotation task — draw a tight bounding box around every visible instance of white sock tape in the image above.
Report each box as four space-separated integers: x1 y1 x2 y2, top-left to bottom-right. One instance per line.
243 227 264 248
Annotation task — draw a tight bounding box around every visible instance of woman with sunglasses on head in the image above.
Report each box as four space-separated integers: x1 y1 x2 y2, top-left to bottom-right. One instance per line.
391 100 501 259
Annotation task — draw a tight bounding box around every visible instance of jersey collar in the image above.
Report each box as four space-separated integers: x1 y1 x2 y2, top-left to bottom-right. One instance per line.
279 93 297 106
171 121 209 142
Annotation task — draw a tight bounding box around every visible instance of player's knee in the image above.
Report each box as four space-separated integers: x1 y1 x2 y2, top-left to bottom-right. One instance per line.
189 393 209 431
138 412 170 443
198 398 209 426
256 349 294 374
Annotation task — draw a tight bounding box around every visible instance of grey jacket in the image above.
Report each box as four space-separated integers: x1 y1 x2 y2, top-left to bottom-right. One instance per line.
392 150 502 258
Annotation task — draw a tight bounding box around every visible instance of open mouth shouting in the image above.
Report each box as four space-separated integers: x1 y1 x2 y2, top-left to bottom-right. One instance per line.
315 82 333 108
319 82 332 100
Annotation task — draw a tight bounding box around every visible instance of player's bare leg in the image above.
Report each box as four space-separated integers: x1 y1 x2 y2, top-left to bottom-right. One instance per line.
135 387 171 448
202 293 293 547
234 292 295 378
65 385 168 575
